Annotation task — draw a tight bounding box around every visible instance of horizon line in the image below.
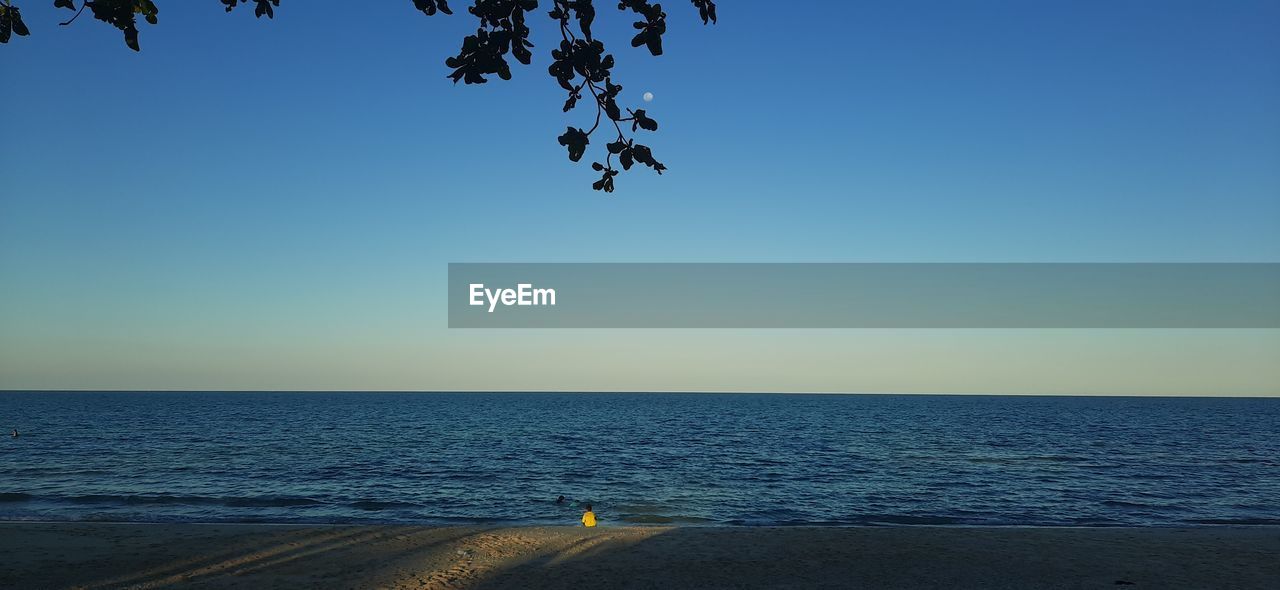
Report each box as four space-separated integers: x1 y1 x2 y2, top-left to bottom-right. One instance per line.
1 390 1277 399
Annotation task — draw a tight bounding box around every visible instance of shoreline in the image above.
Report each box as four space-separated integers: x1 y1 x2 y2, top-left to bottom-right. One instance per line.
3 522 1277 589
5 518 1280 528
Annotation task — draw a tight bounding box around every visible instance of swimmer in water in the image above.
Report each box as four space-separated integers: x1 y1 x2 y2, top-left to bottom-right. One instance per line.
581 503 597 528
556 495 566 504
10 429 17 438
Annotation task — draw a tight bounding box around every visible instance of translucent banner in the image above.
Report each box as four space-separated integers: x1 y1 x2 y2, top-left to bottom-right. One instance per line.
447 263 1280 328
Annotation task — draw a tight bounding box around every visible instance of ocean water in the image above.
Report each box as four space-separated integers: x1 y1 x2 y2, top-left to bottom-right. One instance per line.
1 392 1277 527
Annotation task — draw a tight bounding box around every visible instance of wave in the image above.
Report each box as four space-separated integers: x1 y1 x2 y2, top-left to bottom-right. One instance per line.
60 494 324 508
616 514 716 524
349 500 423 511
1100 500 1182 509
0 492 32 502
966 454 1089 464
862 515 967 526
1184 518 1280 526
224 497 324 508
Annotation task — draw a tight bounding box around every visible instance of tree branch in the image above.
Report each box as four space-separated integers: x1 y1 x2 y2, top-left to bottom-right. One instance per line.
59 1 88 27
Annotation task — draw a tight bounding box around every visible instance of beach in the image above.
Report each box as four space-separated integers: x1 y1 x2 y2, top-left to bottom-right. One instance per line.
2 523 1277 589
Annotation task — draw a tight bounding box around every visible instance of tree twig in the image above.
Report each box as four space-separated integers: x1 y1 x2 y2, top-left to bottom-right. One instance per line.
60 1 89 27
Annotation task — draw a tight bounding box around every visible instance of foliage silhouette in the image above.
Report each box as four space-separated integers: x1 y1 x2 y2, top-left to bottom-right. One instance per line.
1 0 717 192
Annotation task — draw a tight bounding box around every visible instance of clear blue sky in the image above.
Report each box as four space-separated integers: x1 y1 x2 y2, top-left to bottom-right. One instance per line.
2 1 1278 393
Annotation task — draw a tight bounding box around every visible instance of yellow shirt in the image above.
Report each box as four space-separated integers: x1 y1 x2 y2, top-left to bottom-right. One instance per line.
582 511 597 527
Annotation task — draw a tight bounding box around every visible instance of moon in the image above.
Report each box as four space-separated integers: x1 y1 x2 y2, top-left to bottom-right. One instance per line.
642 92 654 102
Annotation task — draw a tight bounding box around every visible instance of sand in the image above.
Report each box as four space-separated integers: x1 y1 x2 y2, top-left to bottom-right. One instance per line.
1 523 1277 589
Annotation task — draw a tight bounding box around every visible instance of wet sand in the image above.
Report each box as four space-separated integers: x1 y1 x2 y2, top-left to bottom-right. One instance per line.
1 522 1277 589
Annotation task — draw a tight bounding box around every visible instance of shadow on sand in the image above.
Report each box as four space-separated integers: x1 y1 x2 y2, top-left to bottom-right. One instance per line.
466 526 1280 590
4 523 1280 589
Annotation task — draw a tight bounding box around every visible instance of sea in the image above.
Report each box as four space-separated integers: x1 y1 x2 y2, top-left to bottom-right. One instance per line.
1 392 1277 527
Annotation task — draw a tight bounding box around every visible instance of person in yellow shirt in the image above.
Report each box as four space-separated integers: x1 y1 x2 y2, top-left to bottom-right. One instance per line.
581 504 597 528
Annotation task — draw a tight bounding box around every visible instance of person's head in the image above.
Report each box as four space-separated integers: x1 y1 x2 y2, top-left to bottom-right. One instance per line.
585 504 592 512
557 495 565 502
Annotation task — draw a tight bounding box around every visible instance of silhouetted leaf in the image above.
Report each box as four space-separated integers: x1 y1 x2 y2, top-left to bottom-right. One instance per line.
553 0 596 41
73 0 156 50
691 0 716 24
4 0 717 191
630 143 666 174
444 1 537 85
1 4 31 43
412 0 452 16
11 8 29 36
621 0 666 56
562 91 580 112
558 127 590 162
215 0 277 18
630 108 657 131
592 166 617 192
644 32 662 55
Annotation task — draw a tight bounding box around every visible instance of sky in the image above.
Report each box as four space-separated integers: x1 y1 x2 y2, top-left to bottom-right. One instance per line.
1 0 1278 395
